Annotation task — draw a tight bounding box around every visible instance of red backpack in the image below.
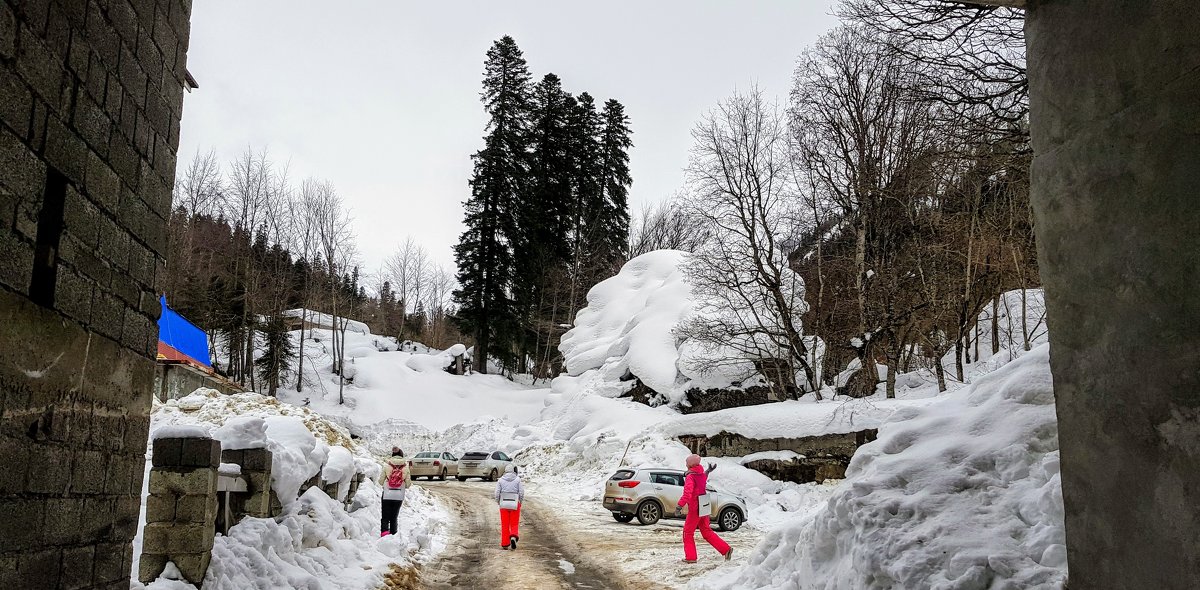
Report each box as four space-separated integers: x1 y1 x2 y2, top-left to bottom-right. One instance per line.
387 464 405 489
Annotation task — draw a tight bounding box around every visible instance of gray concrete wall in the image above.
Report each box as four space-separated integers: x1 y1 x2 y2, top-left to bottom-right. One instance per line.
0 1 191 587
153 361 242 402
1025 1 1200 587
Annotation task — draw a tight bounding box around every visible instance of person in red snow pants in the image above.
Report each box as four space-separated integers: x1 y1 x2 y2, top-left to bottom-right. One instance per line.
495 464 525 549
499 503 521 546
676 454 731 562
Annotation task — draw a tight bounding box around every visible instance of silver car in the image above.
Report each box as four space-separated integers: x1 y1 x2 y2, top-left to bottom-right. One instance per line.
456 450 512 481
602 468 747 531
409 451 459 480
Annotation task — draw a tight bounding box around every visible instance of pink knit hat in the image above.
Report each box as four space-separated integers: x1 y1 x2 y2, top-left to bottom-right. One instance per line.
686 454 702 468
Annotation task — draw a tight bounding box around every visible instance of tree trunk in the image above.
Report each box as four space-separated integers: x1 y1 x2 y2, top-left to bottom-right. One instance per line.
991 297 1001 356
934 350 947 392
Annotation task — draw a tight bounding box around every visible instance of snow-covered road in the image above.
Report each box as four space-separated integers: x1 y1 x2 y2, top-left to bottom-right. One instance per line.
411 479 758 589
417 481 634 589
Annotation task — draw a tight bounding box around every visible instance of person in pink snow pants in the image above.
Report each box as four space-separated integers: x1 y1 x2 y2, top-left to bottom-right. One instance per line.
675 453 731 563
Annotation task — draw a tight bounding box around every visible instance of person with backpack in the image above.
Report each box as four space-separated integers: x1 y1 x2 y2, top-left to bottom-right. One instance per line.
674 454 731 563
494 464 525 550
381 447 411 537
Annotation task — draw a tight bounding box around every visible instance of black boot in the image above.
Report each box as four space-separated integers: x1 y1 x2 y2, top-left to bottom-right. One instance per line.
509 535 518 550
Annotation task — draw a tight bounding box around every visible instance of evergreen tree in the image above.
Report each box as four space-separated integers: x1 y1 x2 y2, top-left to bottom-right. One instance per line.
453 35 533 373
597 99 633 272
564 92 606 319
256 314 294 397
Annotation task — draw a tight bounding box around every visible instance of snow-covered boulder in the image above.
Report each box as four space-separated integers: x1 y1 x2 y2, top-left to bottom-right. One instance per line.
560 250 695 401
704 344 1065 589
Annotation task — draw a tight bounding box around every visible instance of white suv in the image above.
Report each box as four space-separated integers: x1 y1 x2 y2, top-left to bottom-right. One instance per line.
456 450 512 481
603 468 747 531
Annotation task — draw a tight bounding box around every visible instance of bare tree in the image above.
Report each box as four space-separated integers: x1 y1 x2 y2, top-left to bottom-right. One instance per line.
312 181 356 404
628 193 714 257
679 86 817 398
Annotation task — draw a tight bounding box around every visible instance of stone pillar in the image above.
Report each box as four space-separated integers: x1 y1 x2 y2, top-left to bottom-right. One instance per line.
220 447 273 519
139 437 219 585
0 1 193 588
1024 1 1200 587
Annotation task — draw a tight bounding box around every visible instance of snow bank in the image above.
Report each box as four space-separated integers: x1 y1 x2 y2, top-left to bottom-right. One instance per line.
699 345 1065 590
136 388 448 590
560 250 695 402
211 416 268 450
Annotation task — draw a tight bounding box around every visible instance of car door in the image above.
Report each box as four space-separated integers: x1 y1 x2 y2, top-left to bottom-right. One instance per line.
443 452 458 475
649 472 685 516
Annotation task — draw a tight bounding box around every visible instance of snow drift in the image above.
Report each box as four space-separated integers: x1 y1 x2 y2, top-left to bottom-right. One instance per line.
700 345 1065 590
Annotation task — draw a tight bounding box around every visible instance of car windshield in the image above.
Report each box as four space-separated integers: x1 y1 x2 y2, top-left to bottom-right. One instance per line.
462 452 489 460
415 452 438 458
609 470 635 481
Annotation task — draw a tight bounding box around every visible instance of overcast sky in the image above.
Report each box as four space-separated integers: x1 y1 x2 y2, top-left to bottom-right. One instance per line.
177 1 840 275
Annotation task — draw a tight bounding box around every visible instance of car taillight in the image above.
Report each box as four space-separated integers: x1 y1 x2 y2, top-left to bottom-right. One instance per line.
618 481 640 488
433 460 440 466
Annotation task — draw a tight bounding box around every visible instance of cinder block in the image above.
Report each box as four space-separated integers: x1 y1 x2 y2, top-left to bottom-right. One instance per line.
25 442 72 494
220 449 244 466
17 548 61 589
151 436 182 467
59 545 95 590
92 541 127 584
178 437 220 468
168 524 215 554
174 493 215 524
171 551 211 585
0 436 30 494
145 493 175 522
72 448 108 494
136 551 167 583
240 448 272 472
0 499 44 552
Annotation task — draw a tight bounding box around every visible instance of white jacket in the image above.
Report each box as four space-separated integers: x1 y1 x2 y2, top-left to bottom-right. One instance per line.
494 472 524 504
382 456 411 501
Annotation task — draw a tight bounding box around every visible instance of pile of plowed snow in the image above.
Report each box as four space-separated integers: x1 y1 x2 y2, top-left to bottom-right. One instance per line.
697 345 1065 590
135 389 447 590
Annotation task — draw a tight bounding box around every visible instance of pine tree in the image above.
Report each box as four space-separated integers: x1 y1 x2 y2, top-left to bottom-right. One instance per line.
256 314 294 397
562 92 605 319
453 36 533 373
597 99 633 272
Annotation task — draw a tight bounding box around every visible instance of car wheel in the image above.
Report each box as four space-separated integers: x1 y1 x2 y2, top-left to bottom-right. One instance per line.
717 507 743 532
439 469 447 481
456 476 467 482
613 513 634 523
636 500 662 525
489 469 498 482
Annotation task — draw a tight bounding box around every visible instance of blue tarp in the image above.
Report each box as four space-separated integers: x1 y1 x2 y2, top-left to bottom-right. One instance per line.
157 295 211 367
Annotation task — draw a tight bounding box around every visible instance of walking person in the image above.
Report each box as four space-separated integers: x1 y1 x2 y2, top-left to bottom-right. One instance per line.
494 464 525 550
675 454 731 563
380 447 411 537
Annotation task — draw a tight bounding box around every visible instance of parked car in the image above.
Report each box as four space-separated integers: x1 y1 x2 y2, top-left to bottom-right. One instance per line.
409 451 459 480
602 468 747 531
456 451 512 481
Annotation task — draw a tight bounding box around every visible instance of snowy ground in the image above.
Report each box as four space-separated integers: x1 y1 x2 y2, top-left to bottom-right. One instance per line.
176 252 1059 589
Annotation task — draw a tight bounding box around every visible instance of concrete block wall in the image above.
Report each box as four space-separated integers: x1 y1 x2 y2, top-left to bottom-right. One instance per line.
0 1 191 588
139 436 218 585
220 447 272 519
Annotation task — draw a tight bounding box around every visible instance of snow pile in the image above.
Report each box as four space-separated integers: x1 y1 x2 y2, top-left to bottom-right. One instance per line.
282 308 372 335
136 388 448 590
699 345 1065 590
211 416 268 450
559 250 696 403
201 485 444 590
403 343 467 373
